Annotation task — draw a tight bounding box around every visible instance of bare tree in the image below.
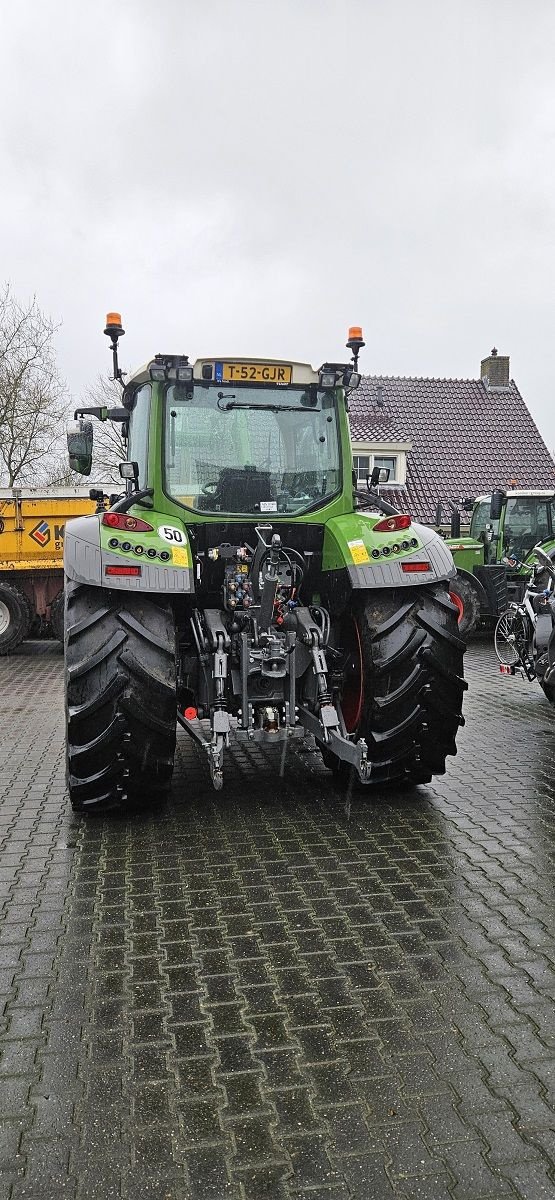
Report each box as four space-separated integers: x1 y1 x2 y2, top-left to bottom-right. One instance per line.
81 374 127 484
45 374 128 489
0 284 69 485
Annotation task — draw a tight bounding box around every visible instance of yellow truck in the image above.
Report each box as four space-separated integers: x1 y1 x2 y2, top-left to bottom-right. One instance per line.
0 487 97 654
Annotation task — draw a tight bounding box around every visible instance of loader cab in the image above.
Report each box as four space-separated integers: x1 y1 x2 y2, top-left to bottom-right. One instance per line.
470 491 555 565
503 494 554 561
469 499 500 563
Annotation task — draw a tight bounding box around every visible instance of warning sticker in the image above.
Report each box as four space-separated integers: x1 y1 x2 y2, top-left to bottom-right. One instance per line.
348 539 370 565
172 546 190 567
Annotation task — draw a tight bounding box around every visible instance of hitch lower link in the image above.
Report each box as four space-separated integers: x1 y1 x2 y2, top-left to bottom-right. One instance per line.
180 607 371 790
294 612 371 784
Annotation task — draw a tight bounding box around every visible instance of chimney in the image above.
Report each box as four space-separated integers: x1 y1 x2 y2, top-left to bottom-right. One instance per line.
481 346 510 389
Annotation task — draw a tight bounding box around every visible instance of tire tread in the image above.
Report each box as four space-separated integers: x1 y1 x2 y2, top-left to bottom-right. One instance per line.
65 585 176 813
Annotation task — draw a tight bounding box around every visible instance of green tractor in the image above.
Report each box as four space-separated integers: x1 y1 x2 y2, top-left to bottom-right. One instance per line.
63 316 466 812
446 489 555 636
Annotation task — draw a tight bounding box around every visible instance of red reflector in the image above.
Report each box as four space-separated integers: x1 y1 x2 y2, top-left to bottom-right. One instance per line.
373 514 412 532
102 512 153 532
183 706 198 720
499 664 515 675
401 561 431 573
105 565 142 576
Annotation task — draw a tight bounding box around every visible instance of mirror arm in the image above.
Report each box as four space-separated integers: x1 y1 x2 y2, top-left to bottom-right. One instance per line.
73 406 108 422
109 488 154 514
354 488 400 516
73 405 128 423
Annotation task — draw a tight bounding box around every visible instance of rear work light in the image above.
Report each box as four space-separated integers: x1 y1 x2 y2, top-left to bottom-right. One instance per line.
103 512 154 532
105 565 142 576
373 515 412 533
401 561 431 573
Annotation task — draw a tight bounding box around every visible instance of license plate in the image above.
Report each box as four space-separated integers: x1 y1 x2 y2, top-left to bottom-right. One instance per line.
499 664 515 675
215 361 292 384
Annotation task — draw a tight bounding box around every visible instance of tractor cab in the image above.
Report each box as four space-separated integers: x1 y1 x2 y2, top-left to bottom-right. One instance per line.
161 362 342 518
447 488 555 635
470 490 555 566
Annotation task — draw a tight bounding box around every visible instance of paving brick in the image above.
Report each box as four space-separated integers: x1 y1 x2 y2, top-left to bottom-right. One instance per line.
2 640 555 1197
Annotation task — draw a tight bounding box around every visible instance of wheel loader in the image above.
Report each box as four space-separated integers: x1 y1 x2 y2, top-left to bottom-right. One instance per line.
445 489 555 636
63 316 466 812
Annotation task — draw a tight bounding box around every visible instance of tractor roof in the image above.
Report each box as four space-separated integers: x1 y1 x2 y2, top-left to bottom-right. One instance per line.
127 357 320 387
475 490 555 502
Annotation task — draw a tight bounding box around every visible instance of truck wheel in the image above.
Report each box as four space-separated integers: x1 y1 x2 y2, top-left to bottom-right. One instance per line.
65 582 177 813
0 582 32 656
326 585 466 786
448 574 480 637
50 590 65 643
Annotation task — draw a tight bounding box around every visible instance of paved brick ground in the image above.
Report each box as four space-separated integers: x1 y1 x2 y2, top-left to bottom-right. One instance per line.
1 639 555 1199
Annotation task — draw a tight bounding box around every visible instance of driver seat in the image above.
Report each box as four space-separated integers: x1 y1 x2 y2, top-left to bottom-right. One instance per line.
213 466 273 512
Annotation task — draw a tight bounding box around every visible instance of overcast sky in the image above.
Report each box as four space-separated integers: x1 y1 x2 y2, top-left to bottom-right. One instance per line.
1 0 555 446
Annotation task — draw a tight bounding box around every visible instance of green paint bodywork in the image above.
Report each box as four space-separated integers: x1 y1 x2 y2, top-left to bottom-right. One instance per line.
323 514 422 570
444 537 484 574
446 497 555 579
100 511 192 565
87 375 451 586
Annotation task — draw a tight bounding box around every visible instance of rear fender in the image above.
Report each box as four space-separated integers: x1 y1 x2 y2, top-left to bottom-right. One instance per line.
323 515 455 591
64 514 195 593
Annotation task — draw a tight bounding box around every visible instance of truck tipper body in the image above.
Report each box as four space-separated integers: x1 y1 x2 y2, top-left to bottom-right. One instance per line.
0 487 96 653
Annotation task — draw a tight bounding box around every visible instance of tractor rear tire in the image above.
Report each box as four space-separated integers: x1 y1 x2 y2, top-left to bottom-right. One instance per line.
65 582 177 813
0 582 32 655
326 585 466 786
448 573 480 638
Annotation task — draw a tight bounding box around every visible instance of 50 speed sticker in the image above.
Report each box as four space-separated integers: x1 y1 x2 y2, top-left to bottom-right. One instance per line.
158 524 187 544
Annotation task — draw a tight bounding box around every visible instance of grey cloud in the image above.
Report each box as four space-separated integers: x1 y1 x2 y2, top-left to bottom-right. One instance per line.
1 0 555 448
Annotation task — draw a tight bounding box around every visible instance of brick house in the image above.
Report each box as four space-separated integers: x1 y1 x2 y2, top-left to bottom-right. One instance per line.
349 349 555 523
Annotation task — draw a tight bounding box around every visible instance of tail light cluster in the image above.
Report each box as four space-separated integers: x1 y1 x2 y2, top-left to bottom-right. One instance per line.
106 536 170 562
371 536 418 559
102 512 154 532
373 514 412 533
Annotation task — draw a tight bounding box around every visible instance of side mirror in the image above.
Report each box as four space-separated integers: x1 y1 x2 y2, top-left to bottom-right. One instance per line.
368 466 390 488
462 497 475 512
67 419 93 476
489 490 505 521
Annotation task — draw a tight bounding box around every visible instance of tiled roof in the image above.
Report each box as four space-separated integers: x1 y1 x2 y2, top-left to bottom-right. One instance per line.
349 375 555 524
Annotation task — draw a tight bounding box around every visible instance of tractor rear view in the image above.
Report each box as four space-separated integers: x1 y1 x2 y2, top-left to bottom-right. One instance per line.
63 317 466 812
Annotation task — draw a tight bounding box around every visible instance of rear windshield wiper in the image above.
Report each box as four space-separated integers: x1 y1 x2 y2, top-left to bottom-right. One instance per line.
217 401 320 413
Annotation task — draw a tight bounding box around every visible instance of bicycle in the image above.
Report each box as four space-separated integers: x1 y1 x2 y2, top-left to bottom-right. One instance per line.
494 546 555 684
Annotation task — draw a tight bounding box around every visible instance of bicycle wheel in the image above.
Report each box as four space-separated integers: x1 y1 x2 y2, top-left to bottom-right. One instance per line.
494 607 529 666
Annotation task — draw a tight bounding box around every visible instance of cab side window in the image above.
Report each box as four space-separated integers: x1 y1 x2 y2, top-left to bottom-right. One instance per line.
127 384 151 487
